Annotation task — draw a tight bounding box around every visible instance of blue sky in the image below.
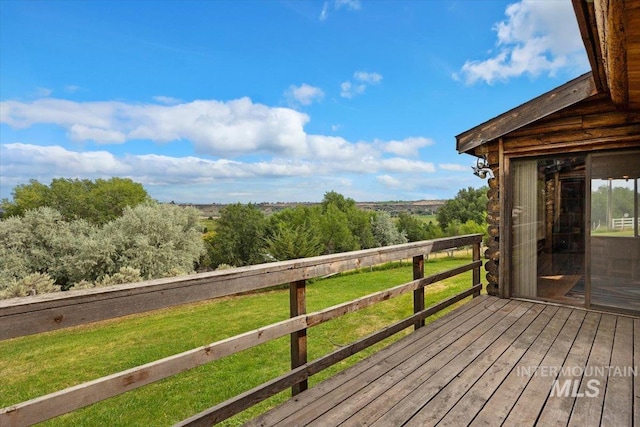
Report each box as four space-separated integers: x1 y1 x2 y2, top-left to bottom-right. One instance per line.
0 0 589 203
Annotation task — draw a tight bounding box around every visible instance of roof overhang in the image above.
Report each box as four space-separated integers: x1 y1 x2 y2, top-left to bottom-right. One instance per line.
456 73 598 154
457 0 640 155
573 0 640 109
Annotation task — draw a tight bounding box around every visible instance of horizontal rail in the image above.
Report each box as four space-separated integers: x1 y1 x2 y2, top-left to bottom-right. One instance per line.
0 234 483 427
176 284 482 426
0 261 481 426
0 234 482 340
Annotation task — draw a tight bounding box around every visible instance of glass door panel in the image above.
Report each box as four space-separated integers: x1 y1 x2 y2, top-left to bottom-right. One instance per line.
511 156 585 305
590 152 640 313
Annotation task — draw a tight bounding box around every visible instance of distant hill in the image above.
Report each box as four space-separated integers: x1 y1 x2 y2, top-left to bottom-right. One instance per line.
183 200 446 218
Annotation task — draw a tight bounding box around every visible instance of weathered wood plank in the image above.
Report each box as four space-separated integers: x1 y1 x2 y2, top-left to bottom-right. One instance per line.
306 261 481 327
504 123 640 152
413 255 425 329
0 235 482 340
290 280 308 395
436 304 561 427
535 311 601 427
456 73 597 154
601 316 633 426
275 297 513 427
246 295 497 427
468 306 573 426
567 314 617 427
327 300 529 427
394 302 548 427
502 309 587 427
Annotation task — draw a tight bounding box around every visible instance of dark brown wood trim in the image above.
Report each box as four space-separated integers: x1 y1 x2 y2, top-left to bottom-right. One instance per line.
456 73 598 154
500 139 511 299
573 0 607 92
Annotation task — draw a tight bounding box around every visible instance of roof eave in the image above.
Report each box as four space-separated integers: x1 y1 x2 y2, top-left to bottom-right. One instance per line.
456 72 598 154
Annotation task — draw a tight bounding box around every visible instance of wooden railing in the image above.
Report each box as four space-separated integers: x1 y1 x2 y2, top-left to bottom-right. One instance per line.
0 234 483 427
611 217 640 230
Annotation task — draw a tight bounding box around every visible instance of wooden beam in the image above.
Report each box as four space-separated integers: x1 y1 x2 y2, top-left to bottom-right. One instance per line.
290 280 308 395
456 73 598 154
413 255 425 329
573 0 607 92
594 0 629 108
0 235 483 340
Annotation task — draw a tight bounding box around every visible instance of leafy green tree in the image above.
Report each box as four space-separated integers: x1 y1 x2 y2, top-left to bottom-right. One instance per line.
371 211 407 247
0 203 205 296
264 223 324 261
591 184 635 226
320 191 374 251
1 177 150 224
319 203 359 253
396 212 429 242
207 203 267 267
0 179 50 217
103 203 205 279
436 186 488 230
265 206 324 260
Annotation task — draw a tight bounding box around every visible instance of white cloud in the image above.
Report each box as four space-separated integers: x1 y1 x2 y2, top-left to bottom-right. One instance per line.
354 71 382 85
379 158 436 173
1 97 311 157
64 85 81 93
0 143 437 190
285 83 325 106
69 124 127 143
381 137 434 157
153 95 182 105
439 163 470 172
319 0 361 21
340 71 382 98
456 0 588 85
377 174 402 188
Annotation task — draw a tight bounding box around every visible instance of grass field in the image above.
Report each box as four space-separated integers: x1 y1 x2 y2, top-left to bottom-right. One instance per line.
416 214 438 224
198 217 217 233
1 254 476 426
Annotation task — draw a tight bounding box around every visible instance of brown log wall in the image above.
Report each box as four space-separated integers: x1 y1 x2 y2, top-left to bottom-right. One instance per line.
470 92 640 298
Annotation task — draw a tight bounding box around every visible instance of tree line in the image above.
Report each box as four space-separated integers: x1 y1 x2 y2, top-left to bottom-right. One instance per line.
0 179 487 299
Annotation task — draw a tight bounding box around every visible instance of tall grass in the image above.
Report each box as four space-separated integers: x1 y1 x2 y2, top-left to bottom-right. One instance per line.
0 255 476 426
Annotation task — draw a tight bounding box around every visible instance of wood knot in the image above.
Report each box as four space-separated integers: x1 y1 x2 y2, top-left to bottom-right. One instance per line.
53 315 64 324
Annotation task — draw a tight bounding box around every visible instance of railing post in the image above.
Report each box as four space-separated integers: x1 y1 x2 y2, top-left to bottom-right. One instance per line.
290 279 307 395
413 255 425 329
473 240 481 297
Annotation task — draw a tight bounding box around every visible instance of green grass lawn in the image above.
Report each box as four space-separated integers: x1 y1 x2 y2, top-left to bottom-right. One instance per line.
1 255 476 426
416 214 438 224
591 228 635 237
198 217 217 233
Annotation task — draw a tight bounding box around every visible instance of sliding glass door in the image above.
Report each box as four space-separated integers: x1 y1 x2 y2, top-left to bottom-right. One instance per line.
511 156 586 305
589 151 640 313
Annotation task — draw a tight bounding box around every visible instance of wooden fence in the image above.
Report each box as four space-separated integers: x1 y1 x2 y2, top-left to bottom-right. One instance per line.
0 234 483 427
612 217 640 230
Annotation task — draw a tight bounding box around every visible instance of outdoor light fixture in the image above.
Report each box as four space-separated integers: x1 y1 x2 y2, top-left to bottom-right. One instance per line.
472 154 493 179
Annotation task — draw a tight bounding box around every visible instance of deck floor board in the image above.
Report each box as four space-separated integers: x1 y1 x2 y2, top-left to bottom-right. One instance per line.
246 297 639 427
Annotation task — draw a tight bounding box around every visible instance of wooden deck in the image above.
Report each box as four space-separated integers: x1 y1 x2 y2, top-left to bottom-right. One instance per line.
247 296 640 427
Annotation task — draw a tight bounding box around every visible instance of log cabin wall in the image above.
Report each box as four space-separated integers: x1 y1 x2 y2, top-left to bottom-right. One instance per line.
472 94 640 297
